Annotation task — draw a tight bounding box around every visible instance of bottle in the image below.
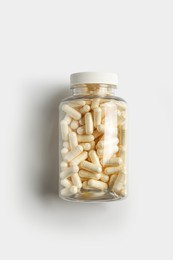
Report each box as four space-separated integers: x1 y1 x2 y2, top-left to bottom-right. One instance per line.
59 72 127 202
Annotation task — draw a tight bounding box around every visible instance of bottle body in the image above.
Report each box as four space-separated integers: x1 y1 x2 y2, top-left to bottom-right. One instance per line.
59 83 127 202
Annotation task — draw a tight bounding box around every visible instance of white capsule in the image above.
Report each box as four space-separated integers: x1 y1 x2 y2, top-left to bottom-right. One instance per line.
97 139 119 149
60 178 72 188
108 174 118 191
100 173 109 183
89 150 101 166
80 160 102 173
101 157 123 166
88 179 108 190
70 120 79 130
94 107 102 127
60 165 79 179
80 105 90 114
81 143 91 151
69 132 78 150
64 115 72 124
62 104 81 120
112 172 126 193
79 170 101 180
71 173 82 189
61 148 69 160
97 124 104 133
79 117 85 125
82 181 95 190
91 98 100 109
63 142 70 149
77 126 86 135
60 120 69 141
77 135 94 142
60 161 68 171
64 145 83 162
70 151 88 165
85 112 93 134
60 186 78 196
104 165 123 175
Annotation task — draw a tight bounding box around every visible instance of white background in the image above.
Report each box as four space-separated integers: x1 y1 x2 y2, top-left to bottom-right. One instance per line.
0 0 173 259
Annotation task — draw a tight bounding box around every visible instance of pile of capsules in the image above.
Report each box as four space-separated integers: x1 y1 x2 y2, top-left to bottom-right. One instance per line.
59 98 126 199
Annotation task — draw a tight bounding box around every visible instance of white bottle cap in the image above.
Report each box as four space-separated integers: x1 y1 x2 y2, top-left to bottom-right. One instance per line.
70 72 118 87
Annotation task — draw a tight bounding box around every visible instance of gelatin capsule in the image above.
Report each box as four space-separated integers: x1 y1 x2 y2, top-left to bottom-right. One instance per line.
64 145 83 162
85 112 93 134
79 170 101 180
71 173 82 189
70 151 88 165
60 186 78 196
88 179 108 190
62 104 81 120
60 120 69 141
60 165 79 179
60 178 72 188
77 135 94 142
69 132 78 150
80 160 102 173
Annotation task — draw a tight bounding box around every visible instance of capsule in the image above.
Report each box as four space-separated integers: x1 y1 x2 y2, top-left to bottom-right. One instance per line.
100 173 109 183
77 135 94 142
60 186 78 196
108 174 118 191
97 139 119 149
77 126 86 135
69 132 78 150
62 104 81 120
79 170 101 180
64 115 72 124
60 178 72 188
97 124 104 133
64 145 83 162
89 150 101 166
81 143 91 151
82 181 95 190
94 107 102 127
60 120 69 141
112 172 126 193
88 179 108 190
60 165 79 179
80 105 90 114
104 165 123 175
101 157 122 166
70 151 88 165
85 112 93 134
71 173 82 189
70 100 86 107
70 120 79 130
60 161 68 171
119 125 126 146
91 98 100 109
80 160 102 173
61 148 69 160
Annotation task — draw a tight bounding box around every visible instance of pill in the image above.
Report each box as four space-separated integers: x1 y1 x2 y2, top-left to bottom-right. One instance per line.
64 115 72 124
112 172 126 193
77 135 94 142
71 173 82 189
81 143 91 151
70 151 88 165
80 160 102 173
100 173 109 183
62 104 81 120
60 161 68 171
79 170 101 180
79 117 85 125
89 150 101 166
60 178 72 188
69 132 78 150
60 165 79 179
63 142 70 149
85 112 93 134
70 100 86 107
97 124 104 133
61 148 69 160
104 165 123 175
94 107 102 127
101 157 123 166
119 125 126 146
77 126 86 135
60 120 69 141
108 174 118 191
70 120 79 130
82 181 95 190
91 98 100 109
64 145 83 162
88 179 108 190
80 105 90 114
60 186 78 196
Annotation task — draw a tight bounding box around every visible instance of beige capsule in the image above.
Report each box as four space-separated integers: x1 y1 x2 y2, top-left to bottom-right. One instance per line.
82 181 95 190
71 173 82 189
64 115 72 124
61 148 69 160
80 105 90 114
69 132 78 150
88 179 108 190
60 161 68 171
70 120 79 130
100 173 109 183
60 186 78 197
91 98 100 109
112 172 126 193
64 145 83 162
104 165 123 175
89 150 101 166
70 151 88 165
94 107 102 127
108 174 118 191
60 120 69 141
69 100 86 107
85 112 93 134
60 178 72 188
62 104 81 120
79 170 101 180
97 124 104 133
60 165 79 179
97 139 119 149
101 157 123 166
77 126 86 135
81 143 91 151
63 142 70 149
77 134 94 142
80 160 102 173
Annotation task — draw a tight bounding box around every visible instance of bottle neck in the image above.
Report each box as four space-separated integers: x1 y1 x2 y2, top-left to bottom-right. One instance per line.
71 84 117 96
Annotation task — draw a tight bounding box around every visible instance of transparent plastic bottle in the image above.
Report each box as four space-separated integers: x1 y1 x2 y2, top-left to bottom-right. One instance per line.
59 72 127 202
